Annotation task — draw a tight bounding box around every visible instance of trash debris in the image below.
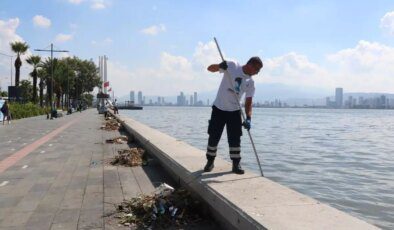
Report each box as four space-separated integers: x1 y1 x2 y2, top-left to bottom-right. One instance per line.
90 160 99 167
105 135 128 144
111 148 146 166
101 119 121 131
154 183 175 197
116 185 204 229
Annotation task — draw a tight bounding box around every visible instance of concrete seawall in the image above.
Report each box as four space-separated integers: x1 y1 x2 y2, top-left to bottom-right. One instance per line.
114 113 379 230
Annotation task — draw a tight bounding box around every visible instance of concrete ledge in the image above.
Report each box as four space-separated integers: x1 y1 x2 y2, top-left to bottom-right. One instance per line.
114 113 378 230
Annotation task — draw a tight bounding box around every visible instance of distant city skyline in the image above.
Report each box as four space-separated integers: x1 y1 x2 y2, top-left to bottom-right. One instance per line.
122 87 394 109
127 90 205 106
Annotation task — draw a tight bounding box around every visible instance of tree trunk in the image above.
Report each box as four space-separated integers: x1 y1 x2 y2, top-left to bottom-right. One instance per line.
61 94 64 110
32 69 37 104
56 90 61 108
47 78 52 107
39 79 44 107
14 55 21 87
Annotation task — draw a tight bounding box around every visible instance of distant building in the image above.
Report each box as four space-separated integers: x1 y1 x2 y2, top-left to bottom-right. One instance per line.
138 91 142 105
335 88 343 108
130 91 135 103
358 96 364 106
193 92 197 106
345 96 354 108
177 92 186 106
190 95 193 106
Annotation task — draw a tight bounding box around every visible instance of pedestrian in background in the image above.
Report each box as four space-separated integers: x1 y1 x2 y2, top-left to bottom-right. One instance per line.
113 99 119 114
1 101 11 125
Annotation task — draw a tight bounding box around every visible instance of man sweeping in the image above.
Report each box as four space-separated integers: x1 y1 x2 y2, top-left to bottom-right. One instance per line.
204 57 263 174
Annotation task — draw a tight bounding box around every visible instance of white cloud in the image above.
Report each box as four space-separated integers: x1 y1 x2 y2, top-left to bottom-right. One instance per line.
67 0 110 10
262 52 332 87
0 18 23 52
55 33 73 43
69 23 78 29
260 41 394 93
68 0 84 4
91 0 109 10
159 52 193 80
0 18 32 89
107 42 220 97
104 37 113 43
91 37 113 45
327 40 394 71
192 41 221 68
380 11 394 35
33 15 51 28
326 40 394 92
107 42 329 98
140 24 166 36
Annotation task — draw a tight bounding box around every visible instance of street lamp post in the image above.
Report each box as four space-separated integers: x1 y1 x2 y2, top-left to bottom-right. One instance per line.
0 52 14 87
34 44 68 116
67 64 69 111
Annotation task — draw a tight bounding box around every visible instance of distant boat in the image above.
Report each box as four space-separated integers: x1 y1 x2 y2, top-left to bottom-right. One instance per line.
117 101 143 110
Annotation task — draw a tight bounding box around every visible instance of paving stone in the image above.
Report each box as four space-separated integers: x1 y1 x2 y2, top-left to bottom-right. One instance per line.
52 209 80 224
78 209 103 230
46 186 68 196
35 194 64 213
81 192 103 210
60 197 83 210
131 167 155 194
0 208 11 222
0 226 23 230
0 196 23 208
117 167 140 199
0 211 33 227
86 177 103 187
29 183 51 194
85 184 103 194
13 199 41 212
50 222 78 230
25 212 54 230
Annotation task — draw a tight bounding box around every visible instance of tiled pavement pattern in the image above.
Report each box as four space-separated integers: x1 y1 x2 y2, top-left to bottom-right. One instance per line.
0 109 174 230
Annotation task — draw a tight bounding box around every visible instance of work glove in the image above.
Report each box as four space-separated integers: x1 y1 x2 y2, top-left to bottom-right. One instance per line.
219 61 228 70
242 117 251 131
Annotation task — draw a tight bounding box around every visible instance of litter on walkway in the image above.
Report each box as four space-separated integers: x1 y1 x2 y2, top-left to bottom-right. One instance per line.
101 118 121 131
111 148 146 166
115 184 205 229
105 135 128 144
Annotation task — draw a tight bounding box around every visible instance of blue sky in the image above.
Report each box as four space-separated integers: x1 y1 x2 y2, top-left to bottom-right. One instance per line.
1 0 394 100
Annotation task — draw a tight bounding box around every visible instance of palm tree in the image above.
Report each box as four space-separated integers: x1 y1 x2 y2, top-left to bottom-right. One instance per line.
40 58 58 108
37 69 46 107
10 41 29 87
26 55 41 104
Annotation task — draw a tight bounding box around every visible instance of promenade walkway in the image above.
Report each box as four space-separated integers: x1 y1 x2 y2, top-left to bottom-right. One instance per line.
0 109 173 230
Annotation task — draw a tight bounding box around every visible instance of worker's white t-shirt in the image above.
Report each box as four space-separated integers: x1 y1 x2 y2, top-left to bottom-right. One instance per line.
213 61 255 111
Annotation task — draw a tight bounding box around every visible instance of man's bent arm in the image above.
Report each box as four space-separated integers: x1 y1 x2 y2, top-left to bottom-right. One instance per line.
245 97 252 119
207 64 220 72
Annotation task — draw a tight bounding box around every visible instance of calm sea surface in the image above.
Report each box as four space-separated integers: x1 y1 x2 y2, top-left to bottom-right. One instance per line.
123 106 394 229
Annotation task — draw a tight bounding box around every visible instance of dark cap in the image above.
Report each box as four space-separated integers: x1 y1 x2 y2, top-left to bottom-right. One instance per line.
247 56 263 68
